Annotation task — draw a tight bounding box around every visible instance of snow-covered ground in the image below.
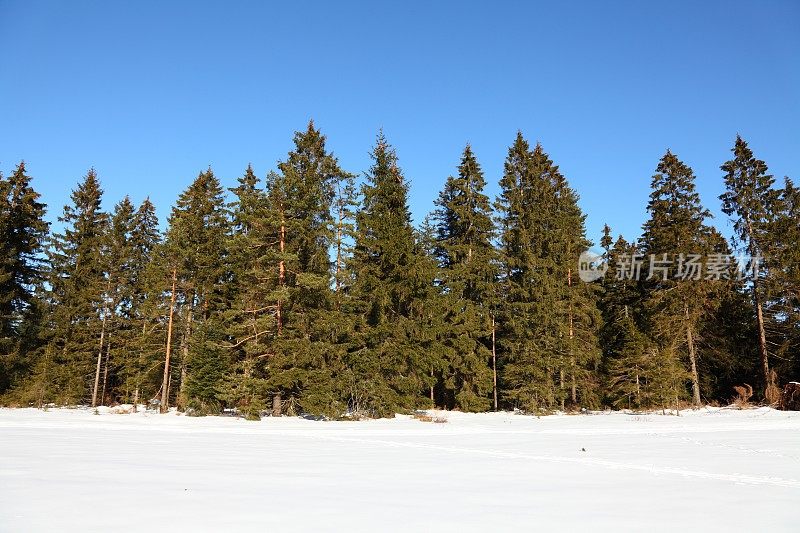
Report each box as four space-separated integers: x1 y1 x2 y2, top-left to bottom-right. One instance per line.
1 407 798 532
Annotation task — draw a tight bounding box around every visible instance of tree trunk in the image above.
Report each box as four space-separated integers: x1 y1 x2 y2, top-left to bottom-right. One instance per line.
91 308 108 408
272 392 282 417
100 334 111 406
160 267 177 413
492 315 498 411
746 220 774 399
753 288 773 397
685 304 701 406
430 368 435 408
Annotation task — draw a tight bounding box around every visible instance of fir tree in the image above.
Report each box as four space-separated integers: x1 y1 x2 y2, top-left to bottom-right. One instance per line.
348 132 435 416
768 178 800 380
0 162 49 395
640 151 719 406
551 166 603 408
432 145 498 411
599 235 648 406
161 168 230 413
218 164 273 418
114 198 162 407
42 169 108 404
719 136 781 400
261 122 350 416
495 133 601 411
91 196 136 406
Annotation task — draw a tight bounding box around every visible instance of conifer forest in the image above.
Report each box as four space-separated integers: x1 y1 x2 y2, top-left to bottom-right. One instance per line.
2 124 798 418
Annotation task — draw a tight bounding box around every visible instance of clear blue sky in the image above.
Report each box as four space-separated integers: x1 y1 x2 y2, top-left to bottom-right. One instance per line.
1 1 798 244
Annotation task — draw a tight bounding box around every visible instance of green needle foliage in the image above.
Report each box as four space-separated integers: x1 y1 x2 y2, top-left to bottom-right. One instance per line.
1 127 794 416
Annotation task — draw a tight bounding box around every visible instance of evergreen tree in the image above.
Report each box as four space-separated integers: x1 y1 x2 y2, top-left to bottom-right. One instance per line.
41 169 108 404
161 168 230 413
115 198 162 407
90 196 136 406
768 178 800 380
218 164 273 419
0 162 49 395
432 145 498 411
258 122 351 417
495 133 601 411
599 235 649 407
719 136 781 401
347 132 436 416
551 167 603 408
640 151 720 406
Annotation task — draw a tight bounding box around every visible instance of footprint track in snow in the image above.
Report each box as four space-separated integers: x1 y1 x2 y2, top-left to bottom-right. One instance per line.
313 434 800 489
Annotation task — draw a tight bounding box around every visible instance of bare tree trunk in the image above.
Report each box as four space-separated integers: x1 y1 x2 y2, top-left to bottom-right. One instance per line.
91 308 108 408
100 334 111 406
492 315 498 411
753 288 772 396
685 303 701 406
160 267 177 413
272 392 282 417
746 221 774 399
430 368 435 408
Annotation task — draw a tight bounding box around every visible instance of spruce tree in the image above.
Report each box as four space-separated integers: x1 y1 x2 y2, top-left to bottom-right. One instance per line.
218 164 273 418
551 167 603 408
495 133 601 411
719 136 781 401
112 198 162 407
43 169 108 404
640 151 720 406
347 132 435 416
768 178 800 380
237 122 351 417
91 196 136 406
432 145 498 411
161 168 230 413
599 235 649 407
0 162 49 395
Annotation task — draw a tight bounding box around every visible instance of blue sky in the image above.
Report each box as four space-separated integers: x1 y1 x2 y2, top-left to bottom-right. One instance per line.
1 1 798 244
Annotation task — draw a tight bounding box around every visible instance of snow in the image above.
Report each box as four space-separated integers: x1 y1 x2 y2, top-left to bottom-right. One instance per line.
1 407 799 532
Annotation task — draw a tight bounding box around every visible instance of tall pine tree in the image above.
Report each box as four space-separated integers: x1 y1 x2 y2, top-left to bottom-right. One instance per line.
0 162 48 395
495 134 600 411
347 132 436 416
640 151 720 406
432 145 498 411
720 136 781 401
43 169 108 404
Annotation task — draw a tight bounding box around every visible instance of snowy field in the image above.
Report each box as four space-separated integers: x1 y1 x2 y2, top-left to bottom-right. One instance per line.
1 407 799 532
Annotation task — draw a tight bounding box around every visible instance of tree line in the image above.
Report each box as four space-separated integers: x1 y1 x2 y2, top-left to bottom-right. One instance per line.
1 122 798 418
